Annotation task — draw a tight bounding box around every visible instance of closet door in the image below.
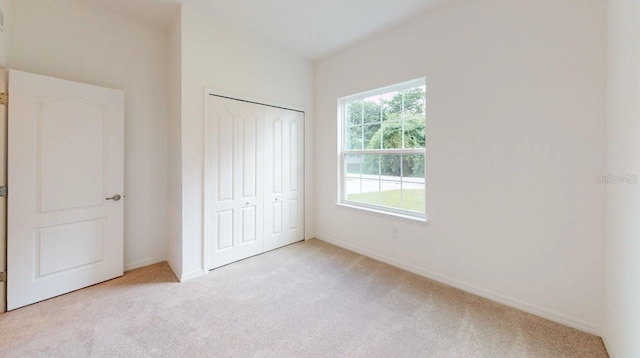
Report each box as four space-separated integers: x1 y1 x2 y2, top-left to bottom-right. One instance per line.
264 107 304 251
206 96 264 269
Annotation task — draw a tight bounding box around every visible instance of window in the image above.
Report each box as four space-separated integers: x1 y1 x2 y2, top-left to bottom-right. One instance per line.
339 78 426 220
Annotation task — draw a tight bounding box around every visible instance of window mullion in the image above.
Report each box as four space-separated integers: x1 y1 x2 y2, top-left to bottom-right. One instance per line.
344 149 424 155
401 89 405 150
400 154 404 210
360 101 365 150
378 154 382 207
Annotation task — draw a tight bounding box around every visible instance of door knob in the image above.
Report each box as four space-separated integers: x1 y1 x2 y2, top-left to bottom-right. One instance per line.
106 194 122 201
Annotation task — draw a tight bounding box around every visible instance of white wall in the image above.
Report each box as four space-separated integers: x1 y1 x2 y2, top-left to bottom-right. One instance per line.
0 0 9 67
167 13 182 277
166 11 182 278
178 6 314 279
9 0 169 270
604 0 640 356
315 0 606 334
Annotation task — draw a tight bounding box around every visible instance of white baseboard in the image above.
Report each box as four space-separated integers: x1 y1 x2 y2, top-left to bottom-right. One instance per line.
166 258 181 281
124 257 166 272
180 269 205 282
600 335 614 358
164 258 205 282
315 235 602 336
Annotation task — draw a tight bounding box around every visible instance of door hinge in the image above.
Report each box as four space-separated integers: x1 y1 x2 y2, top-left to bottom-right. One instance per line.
0 272 6 282
0 186 6 197
0 93 7 105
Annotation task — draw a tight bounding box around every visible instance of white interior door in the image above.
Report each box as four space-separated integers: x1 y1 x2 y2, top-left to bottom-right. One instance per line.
206 96 264 269
264 107 304 251
7 70 124 310
0 68 7 313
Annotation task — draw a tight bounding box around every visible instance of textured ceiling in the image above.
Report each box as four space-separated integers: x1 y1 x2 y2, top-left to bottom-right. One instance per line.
80 0 447 59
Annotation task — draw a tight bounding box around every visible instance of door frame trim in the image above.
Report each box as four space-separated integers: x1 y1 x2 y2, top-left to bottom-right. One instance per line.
202 87 306 273
0 67 7 313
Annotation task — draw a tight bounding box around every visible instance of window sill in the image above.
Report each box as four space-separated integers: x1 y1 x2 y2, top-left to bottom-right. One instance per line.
337 202 430 225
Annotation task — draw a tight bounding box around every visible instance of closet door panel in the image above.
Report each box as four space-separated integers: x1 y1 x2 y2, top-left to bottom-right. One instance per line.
207 97 264 269
264 108 304 251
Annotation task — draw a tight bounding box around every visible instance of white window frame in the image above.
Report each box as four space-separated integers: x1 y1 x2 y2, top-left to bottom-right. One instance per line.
338 78 427 221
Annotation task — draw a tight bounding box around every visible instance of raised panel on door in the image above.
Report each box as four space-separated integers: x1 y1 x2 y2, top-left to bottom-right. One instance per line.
8 70 124 310
241 115 258 199
216 210 234 251
287 116 304 234
264 107 304 251
289 119 299 194
206 96 264 269
265 115 285 244
39 98 105 212
273 119 283 196
241 207 257 243
272 202 283 235
37 219 105 277
289 199 299 231
216 109 235 206
233 102 263 257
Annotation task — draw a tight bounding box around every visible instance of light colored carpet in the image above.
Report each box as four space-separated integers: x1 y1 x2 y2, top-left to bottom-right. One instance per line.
0 239 607 357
